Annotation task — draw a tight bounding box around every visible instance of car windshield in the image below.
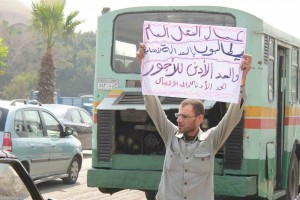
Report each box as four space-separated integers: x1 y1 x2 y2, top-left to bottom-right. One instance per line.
0 163 32 200
0 108 8 131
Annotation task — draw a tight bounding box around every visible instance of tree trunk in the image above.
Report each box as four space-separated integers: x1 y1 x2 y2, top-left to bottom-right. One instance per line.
37 48 56 103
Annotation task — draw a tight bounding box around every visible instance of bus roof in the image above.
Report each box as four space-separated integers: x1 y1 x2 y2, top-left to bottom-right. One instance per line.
100 5 300 47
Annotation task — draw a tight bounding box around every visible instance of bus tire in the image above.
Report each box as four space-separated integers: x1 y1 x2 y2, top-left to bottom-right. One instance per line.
287 151 299 200
98 188 120 195
145 190 157 200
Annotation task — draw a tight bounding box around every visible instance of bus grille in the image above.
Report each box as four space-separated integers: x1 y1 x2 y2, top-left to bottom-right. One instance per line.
97 110 114 162
160 96 185 104
115 92 144 104
115 92 184 105
224 113 244 169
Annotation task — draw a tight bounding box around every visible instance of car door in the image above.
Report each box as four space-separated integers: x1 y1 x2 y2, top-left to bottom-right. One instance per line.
40 110 72 174
79 109 92 129
20 109 51 177
61 108 92 149
78 109 92 149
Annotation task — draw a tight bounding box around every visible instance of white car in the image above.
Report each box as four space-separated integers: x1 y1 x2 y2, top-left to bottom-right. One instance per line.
0 100 83 185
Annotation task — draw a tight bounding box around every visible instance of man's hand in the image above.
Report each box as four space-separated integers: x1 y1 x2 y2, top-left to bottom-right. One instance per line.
136 43 146 66
240 54 252 86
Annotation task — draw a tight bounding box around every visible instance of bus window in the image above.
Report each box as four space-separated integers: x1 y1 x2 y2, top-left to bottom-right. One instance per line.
266 36 275 102
113 41 137 73
112 12 235 74
292 48 299 103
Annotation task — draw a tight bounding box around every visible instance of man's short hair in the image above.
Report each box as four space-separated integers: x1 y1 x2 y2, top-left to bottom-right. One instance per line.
180 99 204 116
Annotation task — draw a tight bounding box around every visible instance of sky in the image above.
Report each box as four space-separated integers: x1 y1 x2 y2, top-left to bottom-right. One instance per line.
19 0 300 39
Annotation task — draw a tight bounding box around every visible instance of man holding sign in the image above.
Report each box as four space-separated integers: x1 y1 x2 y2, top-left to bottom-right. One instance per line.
137 40 251 200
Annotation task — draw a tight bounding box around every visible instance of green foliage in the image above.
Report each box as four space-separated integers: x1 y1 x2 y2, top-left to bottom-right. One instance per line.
2 72 37 99
31 0 83 48
31 0 83 103
55 31 96 96
31 0 65 48
63 10 84 37
0 37 9 68
0 20 95 100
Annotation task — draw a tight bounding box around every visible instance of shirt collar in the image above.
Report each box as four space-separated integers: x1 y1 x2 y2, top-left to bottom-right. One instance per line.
175 129 206 141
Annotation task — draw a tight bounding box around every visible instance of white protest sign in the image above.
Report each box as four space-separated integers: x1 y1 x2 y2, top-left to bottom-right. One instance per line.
141 21 247 103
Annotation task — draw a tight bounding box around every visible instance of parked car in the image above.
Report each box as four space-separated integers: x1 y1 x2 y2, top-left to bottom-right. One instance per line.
42 104 92 150
80 94 93 115
0 149 45 200
0 99 83 185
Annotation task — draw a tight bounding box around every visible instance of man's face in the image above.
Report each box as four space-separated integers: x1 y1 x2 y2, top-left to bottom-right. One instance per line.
176 104 202 136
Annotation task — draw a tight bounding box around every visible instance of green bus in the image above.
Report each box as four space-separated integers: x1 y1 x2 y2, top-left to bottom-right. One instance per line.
87 5 300 200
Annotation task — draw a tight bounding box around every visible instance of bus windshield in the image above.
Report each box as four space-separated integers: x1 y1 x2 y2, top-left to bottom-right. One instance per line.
113 11 236 73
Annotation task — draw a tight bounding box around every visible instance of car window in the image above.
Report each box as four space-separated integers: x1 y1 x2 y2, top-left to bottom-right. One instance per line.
80 110 92 125
0 108 8 131
23 110 43 138
14 110 28 137
42 111 61 137
45 106 66 119
70 109 81 123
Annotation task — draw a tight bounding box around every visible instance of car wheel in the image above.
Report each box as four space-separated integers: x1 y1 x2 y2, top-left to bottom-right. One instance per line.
62 156 80 184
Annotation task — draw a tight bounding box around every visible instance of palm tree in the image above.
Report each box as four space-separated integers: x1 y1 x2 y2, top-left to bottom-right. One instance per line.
31 0 82 103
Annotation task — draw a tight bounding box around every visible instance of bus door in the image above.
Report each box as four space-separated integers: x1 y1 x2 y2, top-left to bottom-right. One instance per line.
275 47 287 189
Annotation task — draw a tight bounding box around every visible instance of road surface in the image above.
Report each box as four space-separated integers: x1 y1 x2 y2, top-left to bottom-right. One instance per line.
38 152 147 200
37 151 267 200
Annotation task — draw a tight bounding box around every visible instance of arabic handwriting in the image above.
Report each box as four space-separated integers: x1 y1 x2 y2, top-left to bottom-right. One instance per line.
144 41 244 61
143 60 239 83
144 23 245 43
142 21 246 103
153 76 233 92
215 67 239 82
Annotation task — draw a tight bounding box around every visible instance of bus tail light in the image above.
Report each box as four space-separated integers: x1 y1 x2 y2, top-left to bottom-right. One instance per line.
93 113 98 124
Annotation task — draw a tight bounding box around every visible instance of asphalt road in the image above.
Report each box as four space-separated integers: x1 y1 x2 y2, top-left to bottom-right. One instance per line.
37 151 146 200
36 151 264 200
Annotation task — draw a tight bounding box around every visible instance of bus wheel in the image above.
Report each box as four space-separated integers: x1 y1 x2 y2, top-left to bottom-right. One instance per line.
98 188 120 195
287 151 299 200
145 190 157 200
